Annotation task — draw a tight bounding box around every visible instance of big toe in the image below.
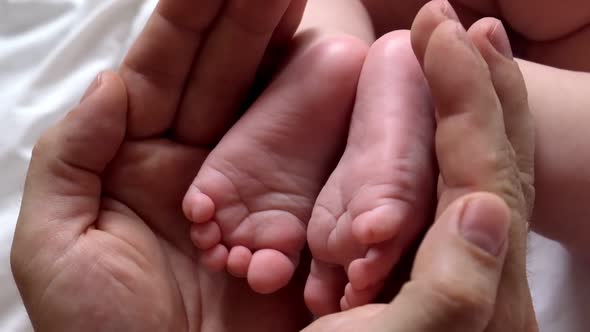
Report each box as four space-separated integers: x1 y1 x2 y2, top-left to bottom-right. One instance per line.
248 249 297 294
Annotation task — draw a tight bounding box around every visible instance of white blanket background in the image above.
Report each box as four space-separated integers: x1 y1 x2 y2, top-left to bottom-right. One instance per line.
0 1 586 331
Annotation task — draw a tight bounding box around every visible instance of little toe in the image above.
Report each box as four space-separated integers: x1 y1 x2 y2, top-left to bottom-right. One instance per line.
201 244 229 272
227 246 253 278
340 296 351 312
343 282 384 311
183 186 215 223
348 245 401 291
304 259 348 317
247 249 296 294
190 222 222 249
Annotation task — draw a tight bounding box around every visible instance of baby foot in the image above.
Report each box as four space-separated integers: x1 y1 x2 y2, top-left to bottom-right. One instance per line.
305 31 436 316
183 36 368 294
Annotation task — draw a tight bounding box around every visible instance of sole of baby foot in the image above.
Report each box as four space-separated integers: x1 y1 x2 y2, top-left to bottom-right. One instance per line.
184 35 368 294
305 30 436 316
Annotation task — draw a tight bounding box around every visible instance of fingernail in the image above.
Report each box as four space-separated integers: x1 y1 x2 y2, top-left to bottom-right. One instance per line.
460 194 510 256
80 72 103 102
438 0 459 21
489 21 513 59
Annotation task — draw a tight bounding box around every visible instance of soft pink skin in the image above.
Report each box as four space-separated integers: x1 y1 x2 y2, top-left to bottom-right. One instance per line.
305 30 436 316
184 29 435 310
183 35 369 294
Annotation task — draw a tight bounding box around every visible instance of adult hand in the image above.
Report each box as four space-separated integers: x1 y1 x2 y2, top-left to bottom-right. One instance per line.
305 191 511 332
305 1 537 330
412 2 537 331
9 1 363 331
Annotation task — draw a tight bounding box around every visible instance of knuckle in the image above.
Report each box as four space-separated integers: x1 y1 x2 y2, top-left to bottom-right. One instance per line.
31 122 62 159
31 130 56 163
476 140 516 182
479 142 529 213
521 177 536 218
9 246 23 281
9 233 33 291
227 0 290 35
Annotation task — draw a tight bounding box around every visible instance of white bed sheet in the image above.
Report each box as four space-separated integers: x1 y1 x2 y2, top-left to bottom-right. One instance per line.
0 1 586 331
0 0 155 330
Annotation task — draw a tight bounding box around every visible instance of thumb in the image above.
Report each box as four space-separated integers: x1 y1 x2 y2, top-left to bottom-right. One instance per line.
12 71 127 262
378 192 510 332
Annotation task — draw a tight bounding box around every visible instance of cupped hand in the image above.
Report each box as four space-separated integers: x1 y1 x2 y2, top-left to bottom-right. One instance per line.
306 1 537 331
10 1 328 331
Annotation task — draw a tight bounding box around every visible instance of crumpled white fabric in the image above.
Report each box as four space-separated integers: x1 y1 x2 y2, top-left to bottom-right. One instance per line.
528 233 590 332
0 0 155 330
0 1 586 331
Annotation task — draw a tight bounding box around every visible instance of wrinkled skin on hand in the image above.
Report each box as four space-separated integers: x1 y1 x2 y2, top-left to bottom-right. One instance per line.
11 1 316 331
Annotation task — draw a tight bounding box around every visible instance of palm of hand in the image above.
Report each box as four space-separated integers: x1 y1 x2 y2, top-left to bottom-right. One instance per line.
14 1 314 330
61 140 308 332
32 136 309 332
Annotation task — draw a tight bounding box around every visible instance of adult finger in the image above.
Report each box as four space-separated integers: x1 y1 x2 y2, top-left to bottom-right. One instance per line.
119 0 225 138
173 0 303 146
378 193 510 332
468 18 535 214
411 3 537 331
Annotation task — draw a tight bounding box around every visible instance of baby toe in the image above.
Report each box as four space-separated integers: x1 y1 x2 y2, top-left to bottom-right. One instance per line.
190 222 222 249
248 249 297 294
